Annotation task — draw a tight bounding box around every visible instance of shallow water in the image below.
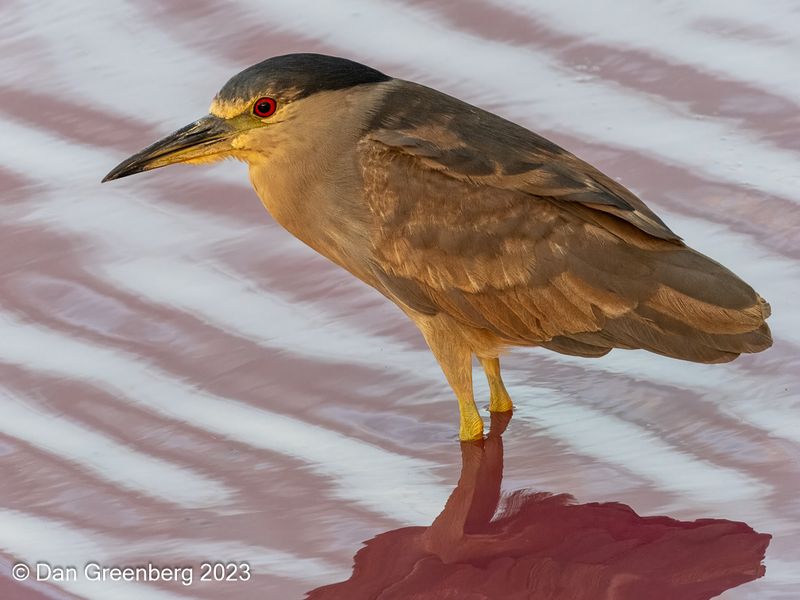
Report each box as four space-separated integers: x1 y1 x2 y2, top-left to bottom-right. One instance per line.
1 1 798 598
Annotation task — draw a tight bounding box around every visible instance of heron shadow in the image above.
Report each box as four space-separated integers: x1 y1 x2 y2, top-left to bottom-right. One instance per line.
306 412 770 600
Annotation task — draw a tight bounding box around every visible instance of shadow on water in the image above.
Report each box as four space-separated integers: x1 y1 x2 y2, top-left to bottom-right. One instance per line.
307 413 770 600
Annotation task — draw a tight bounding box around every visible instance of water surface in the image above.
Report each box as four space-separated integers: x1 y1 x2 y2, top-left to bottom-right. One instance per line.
1 1 798 598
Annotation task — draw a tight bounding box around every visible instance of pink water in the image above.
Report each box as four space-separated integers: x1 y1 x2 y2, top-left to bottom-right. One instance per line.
1 1 799 598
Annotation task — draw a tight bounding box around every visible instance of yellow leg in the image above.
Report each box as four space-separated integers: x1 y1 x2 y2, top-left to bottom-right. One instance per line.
479 357 513 413
419 322 484 441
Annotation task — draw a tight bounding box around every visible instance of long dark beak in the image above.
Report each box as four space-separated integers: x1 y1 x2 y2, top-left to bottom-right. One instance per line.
102 114 235 182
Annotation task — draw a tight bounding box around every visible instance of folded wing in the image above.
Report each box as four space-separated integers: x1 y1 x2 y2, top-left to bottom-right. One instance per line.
359 84 771 362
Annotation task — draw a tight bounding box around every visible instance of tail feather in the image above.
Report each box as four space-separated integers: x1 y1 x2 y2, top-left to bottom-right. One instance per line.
548 246 772 363
644 284 767 335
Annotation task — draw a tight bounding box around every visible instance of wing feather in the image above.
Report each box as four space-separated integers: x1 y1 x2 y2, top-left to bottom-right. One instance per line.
358 84 771 360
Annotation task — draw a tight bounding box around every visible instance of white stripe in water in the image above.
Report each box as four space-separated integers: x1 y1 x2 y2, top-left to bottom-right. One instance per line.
0 0 230 121
0 121 256 252
748 557 800 586
523 347 800 446
508 386 770 508
102 257 431 376
661 0 800 43
0 512 186 600
491 0 800 102
0 509 344 599
0 313 449 525
2 0 800 205
0 389 232 509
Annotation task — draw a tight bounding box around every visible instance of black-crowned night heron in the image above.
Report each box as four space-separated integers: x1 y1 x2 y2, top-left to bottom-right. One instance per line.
103 53 772 441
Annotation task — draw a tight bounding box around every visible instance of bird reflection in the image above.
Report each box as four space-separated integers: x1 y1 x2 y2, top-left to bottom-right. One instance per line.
307 413 770 600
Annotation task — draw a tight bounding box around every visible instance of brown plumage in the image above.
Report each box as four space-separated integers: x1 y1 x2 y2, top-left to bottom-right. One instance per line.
361 82 771 363
102 54 772 441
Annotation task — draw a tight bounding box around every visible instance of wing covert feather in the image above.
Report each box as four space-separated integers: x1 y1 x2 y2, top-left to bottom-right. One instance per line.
360 140 657 343
365 81 681 242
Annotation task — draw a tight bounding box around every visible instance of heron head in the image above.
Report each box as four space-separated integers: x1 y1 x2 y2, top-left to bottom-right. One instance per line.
102 53 390 182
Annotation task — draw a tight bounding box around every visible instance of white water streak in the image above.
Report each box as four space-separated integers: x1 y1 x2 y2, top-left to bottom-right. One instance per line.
493 0 800 101
0 509 343 599
0 313 449 524
0 389 232 509
510 387 769 506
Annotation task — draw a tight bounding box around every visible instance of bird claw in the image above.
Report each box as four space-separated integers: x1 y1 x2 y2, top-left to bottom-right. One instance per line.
459 418 485 442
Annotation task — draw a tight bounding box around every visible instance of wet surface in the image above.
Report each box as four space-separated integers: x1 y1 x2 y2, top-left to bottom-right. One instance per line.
308 414 771 600
1 1 799 598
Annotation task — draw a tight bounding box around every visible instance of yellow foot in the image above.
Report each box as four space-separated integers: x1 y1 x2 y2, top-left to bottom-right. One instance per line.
488 389 513 413
459 417 484 441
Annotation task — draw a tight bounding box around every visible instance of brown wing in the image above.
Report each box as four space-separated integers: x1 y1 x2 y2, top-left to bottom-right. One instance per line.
364 81 681 242
358 83 771 362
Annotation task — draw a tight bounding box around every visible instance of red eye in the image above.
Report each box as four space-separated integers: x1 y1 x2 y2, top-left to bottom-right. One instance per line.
253 97 277 118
